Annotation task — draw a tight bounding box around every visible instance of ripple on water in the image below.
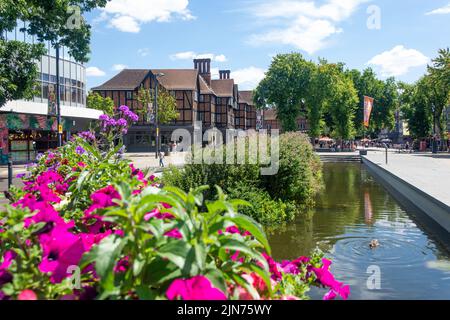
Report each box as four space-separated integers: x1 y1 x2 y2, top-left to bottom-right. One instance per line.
323 234 430 269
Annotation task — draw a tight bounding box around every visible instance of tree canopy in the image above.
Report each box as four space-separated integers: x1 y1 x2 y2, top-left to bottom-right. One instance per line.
401 48 450 139
0 0 109 108
87 92 114 116
137 87 179 125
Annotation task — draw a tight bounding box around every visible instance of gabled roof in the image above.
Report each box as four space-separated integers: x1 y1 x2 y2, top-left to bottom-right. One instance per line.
151 69 198 91
199 75 216 95
263 108 278 121
91 69 150 91
211 79 235 97
239 91 254 106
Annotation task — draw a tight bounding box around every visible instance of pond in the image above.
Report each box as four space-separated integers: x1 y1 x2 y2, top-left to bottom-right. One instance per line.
268 163 450 300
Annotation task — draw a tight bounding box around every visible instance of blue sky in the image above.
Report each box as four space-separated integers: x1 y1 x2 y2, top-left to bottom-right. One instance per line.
85 0 450 90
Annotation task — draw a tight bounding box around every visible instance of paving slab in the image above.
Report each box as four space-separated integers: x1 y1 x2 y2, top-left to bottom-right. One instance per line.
363 150 450 208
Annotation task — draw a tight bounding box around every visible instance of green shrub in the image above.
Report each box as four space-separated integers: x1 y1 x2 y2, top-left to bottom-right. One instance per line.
162 132 323 225
228 183 298 225
263 132 323 206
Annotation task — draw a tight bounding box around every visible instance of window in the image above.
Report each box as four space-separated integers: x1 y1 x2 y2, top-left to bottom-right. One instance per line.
126 91 133 100
199 94 205 102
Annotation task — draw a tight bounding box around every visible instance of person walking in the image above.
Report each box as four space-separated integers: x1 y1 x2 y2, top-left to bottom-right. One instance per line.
159 151 165 167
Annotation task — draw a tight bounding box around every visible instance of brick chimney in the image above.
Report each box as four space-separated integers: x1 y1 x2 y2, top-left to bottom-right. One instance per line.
219 70 231 80
194 58 211 85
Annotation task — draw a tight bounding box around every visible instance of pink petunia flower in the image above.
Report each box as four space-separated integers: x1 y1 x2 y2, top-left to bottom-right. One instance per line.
164 228 183 239
38 227 87 284
166 276 227 300
85 185 121 215
18 290 38 300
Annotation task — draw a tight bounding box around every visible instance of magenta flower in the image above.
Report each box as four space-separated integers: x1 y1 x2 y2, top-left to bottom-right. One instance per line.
144 208 174 221
312 259 350 300
85 185 121 214
0 251 17 286
164 228 183 239
280 261 300 275
39 227 86 283
24 205 74 233
18 290 38 300
167 276 227 300
114 256 130 273
262 253 282 281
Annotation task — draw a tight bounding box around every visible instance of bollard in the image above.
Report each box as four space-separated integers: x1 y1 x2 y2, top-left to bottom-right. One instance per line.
385 146 388 165
7 159 13 189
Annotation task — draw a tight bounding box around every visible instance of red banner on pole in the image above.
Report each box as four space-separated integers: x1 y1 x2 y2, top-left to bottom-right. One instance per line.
364 96 374 128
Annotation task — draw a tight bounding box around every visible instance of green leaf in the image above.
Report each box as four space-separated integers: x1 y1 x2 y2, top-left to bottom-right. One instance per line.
135 285 156 300
144 257 182 286
157 240 198 276
229 214 271 255
81 235 127 296
204 268 227 294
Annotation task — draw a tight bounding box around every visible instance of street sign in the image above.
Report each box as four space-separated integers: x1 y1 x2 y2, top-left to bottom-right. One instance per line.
58 124 63 134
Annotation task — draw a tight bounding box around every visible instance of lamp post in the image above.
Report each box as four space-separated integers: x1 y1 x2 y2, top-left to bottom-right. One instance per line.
432 103 437 154
154 73 165 159
55 43 62 147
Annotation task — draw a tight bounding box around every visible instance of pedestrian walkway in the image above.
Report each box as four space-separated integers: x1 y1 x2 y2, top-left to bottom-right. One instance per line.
125 152 188 171
363 150 450 209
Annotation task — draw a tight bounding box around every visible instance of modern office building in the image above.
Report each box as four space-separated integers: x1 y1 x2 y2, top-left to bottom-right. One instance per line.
0 22 102 163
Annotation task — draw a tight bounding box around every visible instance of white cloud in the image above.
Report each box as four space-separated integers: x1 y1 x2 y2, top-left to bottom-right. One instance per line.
214 54 227 63
102 0 195 33
170 51 227 62
231 67 266 90
109 15 140 33
86 67 106 77
367 45 429 77
112 64 128 71
138 48 150 57
426 3 450 15
247 0 368 54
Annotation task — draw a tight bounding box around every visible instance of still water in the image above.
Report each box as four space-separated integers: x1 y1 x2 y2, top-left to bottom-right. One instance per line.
268 163 450 300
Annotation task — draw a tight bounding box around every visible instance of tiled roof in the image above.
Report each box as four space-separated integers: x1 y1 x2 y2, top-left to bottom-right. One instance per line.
199 75 216 95
211 79 234 97
91 69 150 91
263 108 278 121
151 69 198 91
239 91 254 105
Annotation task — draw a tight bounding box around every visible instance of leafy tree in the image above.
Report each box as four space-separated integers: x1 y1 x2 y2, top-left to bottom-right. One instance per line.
401 49 450 140
428 48 450 90
427 48 450 136
254 53 315 132
373 77 397 133
137 87 179 125
400 80 432 139
304 60 331 139
346 68 397 137
86 92 114 115
0 39 45 107
0 0 108 107
327 69 359 142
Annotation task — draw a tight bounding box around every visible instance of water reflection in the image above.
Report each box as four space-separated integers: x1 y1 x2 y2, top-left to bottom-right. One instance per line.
268 163 450 300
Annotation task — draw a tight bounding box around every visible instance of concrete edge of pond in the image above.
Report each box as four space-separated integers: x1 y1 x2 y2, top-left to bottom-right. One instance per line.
361 156 450 246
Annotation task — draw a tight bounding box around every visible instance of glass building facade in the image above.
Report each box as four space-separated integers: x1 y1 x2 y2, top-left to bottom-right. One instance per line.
2 21 87 108
1 21 92 163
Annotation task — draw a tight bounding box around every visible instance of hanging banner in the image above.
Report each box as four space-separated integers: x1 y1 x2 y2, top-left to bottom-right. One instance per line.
48 84 57 116
364 96 374 128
